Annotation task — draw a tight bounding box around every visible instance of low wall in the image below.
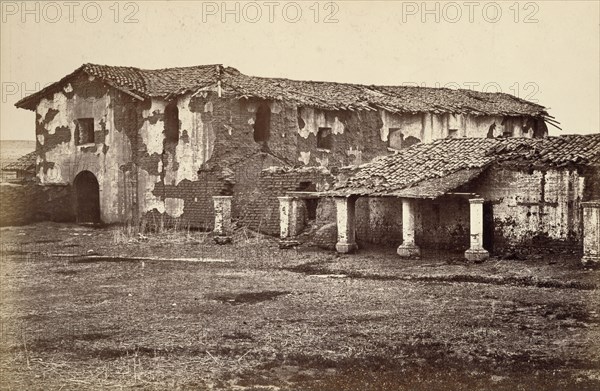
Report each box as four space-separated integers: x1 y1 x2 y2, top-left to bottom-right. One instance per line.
0 183 74 226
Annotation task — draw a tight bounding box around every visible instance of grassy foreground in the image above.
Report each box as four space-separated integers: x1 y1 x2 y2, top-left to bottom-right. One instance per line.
0 223 599 390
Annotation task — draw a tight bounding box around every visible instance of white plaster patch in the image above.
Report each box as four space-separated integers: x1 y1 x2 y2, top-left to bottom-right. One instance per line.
204 101 213 113
224 124 233 135
37 134 44 145
45 165 62 182
140 170 165 214
37 92 71 134
174 143 198 185
379 111 389 142
36 99 50 124
332 116 344 135
298 151 311 165
298 107 344 139
347 148 363 165
246 102 258 113
578 176 586 196
316 156 329 167
271 101 282 114
248 117 255 125
165 197 185 218
167 94 213 185
298 107 318 138
141 99 166 155
380 111 427 143
63 83 73 93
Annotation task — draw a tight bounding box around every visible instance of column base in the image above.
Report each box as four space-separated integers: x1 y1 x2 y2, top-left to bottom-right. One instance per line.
336 242 358 254
581 255 600 267
397 244 421 258
465 248 489 263
213 235 232 245
279 239 301 249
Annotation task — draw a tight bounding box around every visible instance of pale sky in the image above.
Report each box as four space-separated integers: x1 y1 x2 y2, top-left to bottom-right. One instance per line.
1 0 598 140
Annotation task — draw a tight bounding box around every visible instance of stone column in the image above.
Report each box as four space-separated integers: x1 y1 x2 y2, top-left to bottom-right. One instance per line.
465 198 489 262
397 198 421 258
335 196 357 253
279 196 301 239
582 201 600 266
213 196 232 236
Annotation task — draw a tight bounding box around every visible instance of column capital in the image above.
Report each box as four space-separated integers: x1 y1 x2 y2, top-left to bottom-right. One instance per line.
333 195 358 200
213 195 233 201
582 200 600 208
469 198 485 204
278 196 294 202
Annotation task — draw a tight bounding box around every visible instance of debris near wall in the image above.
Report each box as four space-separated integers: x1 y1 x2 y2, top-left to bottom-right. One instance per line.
253 166 335 235
311 222 338 250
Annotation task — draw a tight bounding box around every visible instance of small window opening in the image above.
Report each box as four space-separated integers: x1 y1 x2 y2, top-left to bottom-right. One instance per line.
296 181 318 221
502 128 514 138
253 103 271 142
487 123 496 138
403 136 421 149
164 102 180 143
305 199 318 220
388 128 404 150
447 129 459 138
75 118 95 145
317 127 333 150
297 181 317 192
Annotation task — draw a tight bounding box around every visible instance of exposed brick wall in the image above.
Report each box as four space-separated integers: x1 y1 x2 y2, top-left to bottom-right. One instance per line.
146 153 335 235
151 170 231 230
463 166 590 252
252 168 334 235
416 197 470 251
355 197 404 246
0 183 74 226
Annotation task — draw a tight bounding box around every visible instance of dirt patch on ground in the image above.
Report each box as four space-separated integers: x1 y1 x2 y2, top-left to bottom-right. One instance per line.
0 222 598 390
284 261 597 290
207 291 292 305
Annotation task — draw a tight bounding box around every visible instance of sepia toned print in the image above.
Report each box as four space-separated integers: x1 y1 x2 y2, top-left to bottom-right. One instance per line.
1 1 599 390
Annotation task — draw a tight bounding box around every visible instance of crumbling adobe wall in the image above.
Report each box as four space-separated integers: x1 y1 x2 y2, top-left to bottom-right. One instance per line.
33 73 144 223
354 197 404 245
254 167 334 235
295 107 387 166
380 112 546 146
415 196 470 251
326 195 467 249
140 91 390 230
0 183 73 226
464 165 588 251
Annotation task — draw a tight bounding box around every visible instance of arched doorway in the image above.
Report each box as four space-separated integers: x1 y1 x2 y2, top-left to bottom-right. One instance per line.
73 171 101 224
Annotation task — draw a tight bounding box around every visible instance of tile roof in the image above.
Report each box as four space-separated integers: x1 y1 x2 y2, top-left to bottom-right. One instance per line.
2 151 37 173
15 63 221 108
331 134 600 197
222 68 548 117
15 64 549 119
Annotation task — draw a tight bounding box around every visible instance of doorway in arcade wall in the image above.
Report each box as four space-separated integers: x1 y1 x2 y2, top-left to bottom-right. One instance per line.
74 171 101 224
483 201 494 253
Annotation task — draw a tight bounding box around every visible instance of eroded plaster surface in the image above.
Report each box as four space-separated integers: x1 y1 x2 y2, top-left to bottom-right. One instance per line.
31 77 551 232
